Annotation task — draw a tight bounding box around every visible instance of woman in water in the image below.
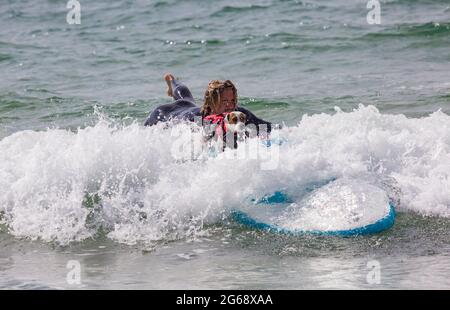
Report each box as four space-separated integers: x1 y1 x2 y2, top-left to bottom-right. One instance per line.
144 74 272 135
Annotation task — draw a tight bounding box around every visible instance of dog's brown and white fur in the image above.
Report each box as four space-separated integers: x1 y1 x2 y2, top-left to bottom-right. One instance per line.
203 111 247 149
224 111 247 134
224 111 247 148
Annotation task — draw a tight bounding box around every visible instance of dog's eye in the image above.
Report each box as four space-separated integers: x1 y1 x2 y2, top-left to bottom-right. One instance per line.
239 115 245 122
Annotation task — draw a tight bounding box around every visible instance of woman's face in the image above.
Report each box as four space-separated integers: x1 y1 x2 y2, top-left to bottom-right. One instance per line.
215 88 236 114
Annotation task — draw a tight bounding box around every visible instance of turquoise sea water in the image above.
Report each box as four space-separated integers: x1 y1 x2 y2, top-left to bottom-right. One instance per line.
0 0 449 289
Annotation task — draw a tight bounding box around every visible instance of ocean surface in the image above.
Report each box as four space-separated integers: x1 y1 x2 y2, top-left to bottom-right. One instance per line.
0 0 449 289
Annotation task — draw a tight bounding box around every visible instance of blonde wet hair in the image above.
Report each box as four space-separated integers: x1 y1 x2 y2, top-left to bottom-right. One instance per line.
201 79 237 116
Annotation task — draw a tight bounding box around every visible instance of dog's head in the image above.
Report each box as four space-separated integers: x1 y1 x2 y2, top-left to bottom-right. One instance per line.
224 111 247 133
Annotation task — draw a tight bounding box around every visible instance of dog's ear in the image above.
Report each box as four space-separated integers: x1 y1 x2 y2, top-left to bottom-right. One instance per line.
239 113 246 123
225 113 231 122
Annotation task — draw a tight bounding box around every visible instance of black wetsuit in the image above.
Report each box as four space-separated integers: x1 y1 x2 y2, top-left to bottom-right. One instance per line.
144 79 272 133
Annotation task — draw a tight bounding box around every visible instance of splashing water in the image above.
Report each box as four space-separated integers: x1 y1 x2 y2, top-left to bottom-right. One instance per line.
0 105 449 246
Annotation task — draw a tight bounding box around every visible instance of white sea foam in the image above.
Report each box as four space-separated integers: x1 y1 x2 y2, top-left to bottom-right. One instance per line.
0 105 449 245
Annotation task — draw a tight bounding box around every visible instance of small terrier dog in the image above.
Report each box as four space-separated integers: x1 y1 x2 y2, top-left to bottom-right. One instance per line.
224 111 247 134
203 111 247 149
